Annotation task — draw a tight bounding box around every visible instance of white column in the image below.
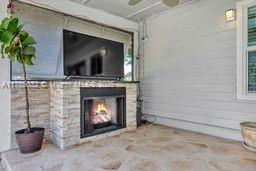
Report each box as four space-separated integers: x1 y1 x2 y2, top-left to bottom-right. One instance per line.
133 31 139 81
0 0 11 152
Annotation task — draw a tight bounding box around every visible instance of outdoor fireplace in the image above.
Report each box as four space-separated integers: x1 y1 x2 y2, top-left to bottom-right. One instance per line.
80 87 126 138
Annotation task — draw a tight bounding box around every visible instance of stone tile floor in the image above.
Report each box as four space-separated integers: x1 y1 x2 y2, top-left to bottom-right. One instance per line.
2 124 256 171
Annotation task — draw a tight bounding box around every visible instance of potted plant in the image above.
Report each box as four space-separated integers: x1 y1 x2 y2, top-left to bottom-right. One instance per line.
0 5 44 154
240 122 256 151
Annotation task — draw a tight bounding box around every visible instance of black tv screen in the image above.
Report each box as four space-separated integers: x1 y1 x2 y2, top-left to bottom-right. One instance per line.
63 29 124 78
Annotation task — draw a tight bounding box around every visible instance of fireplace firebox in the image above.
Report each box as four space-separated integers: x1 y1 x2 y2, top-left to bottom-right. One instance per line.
80 87 126 138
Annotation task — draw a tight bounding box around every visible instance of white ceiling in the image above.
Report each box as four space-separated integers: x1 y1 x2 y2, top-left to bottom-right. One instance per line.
71 0 193 21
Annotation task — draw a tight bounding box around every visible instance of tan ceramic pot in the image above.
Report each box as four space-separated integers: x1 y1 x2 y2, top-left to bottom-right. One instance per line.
240 122 256 148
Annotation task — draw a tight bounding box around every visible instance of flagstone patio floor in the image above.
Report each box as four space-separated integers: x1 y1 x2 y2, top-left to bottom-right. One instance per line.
1 124 256 171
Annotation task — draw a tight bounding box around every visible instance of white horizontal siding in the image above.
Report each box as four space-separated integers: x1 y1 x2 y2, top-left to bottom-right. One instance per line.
141 0 256 141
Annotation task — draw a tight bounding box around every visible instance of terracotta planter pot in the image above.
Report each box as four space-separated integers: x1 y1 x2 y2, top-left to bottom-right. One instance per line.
15 127 45 154
240 122 256 148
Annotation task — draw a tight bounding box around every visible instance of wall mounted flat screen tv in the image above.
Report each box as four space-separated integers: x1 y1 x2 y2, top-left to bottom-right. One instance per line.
63 29 124 78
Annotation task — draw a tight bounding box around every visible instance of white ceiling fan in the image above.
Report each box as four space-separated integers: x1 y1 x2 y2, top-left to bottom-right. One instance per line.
128 0 180 7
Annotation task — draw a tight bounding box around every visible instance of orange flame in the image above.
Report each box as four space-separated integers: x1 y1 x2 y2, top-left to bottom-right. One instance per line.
93 101 112 124
97 103 106 112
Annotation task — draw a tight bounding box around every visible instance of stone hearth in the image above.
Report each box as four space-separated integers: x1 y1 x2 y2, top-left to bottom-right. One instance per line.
10 81 137 149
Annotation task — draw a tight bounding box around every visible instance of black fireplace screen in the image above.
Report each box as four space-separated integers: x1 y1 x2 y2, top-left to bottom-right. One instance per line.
80 87 126 138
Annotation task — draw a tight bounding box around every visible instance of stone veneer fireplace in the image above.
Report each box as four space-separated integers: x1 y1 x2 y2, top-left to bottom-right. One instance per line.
10 81 137 150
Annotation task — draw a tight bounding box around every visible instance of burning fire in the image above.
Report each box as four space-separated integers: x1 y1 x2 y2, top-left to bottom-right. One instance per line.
93 101 112 124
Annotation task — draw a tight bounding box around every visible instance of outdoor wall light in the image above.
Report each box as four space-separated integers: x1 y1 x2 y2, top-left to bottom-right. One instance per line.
225 9 236 21
100 47 108 57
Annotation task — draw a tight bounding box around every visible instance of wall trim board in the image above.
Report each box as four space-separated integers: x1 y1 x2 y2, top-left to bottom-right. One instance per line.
154 115 243 142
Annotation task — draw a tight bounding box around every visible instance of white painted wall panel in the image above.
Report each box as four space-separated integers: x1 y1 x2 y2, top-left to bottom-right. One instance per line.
141 0 256 141
0 0 11 152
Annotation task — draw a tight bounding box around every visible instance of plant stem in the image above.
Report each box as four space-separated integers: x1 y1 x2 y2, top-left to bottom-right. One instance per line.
22 62 31 133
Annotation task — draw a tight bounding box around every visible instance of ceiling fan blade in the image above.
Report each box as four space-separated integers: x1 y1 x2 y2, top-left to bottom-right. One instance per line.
128 0 143 6
161 0 180 7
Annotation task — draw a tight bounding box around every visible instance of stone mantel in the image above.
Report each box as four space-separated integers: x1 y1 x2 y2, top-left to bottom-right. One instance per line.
10 80 138 149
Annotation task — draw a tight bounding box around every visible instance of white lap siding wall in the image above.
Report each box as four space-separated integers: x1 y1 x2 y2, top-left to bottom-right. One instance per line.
141 0 256 141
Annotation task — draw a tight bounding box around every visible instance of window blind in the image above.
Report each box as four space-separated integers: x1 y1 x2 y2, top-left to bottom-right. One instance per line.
248 5 256 46
248 51 256 92
12 3 65 79
248 5 256 92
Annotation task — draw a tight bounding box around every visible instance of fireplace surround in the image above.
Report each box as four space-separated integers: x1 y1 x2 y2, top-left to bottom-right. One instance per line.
48 81 137 149
10 80 137 150
80 87 126 138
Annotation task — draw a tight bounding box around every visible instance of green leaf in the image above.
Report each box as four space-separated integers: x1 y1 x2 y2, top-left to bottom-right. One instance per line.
4 45 12 53
8 53 17 61
22 36 36 46
0 29 4 37
24 55 34 65
23 46 36 55
19 30 28 42
0 31 14 44
17 25 23 33
0 43 5 58
16 55 23 64
0 18 12 30
8 18 19 33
